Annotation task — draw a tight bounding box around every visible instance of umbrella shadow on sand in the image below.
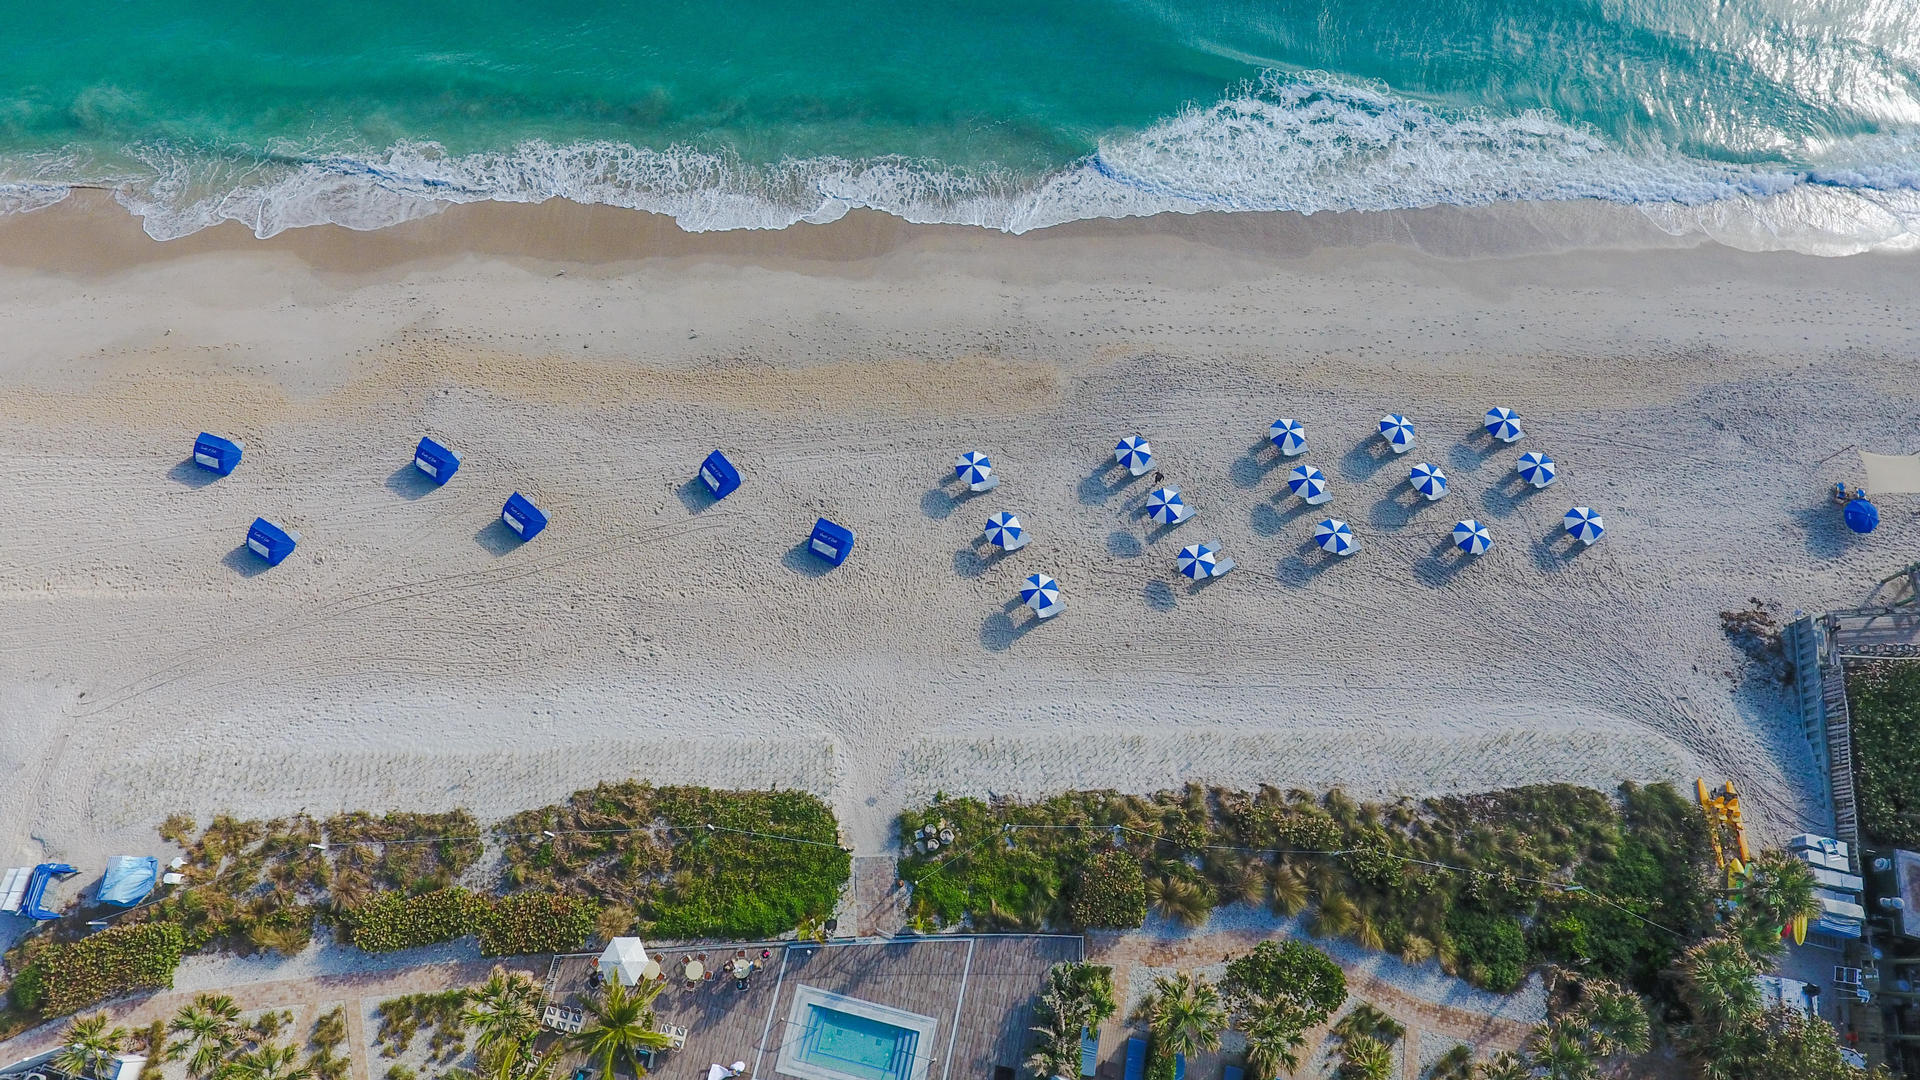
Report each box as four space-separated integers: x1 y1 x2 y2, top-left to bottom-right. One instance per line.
1339 435 1398 482
1252 500 1315 537
1793 504 1850 560
1230 438 1285 489
1480 473 1543 519
1079 458 1147 506
1276 540 1344 588
1143 579 1177 611
981 597 1047 652
1414 537 1478 587
1108 531 1145 558
1449 425 1509 471
1533 524 1600 572
955 544 1014 578
1370 485 1445 529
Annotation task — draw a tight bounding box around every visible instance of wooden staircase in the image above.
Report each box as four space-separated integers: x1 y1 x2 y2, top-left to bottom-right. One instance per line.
1822 660 1861 871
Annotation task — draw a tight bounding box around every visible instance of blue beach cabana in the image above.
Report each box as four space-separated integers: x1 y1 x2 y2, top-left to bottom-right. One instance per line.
502 493 548 541
245 518 300 566
413 437 460 485
192 432 244 476
99 856 159 908
699 450 742 500
809 518 855 565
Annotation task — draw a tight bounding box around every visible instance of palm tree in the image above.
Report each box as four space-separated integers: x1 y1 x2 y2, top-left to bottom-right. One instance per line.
1265 866 1307 916
1336 1035 1394 1080
1240 1017 1304 1080
56 1014 127 1079
1577 982 1650 1059
1473 1050 1531 1080
1733 853 1818 959
1678 937 1762 1043
1525 1020 1596 1080
1144 875 1213 927
1024 993 1082 1080
220 1045 310 1080
568 979 672 1079
1429 1044 1473 1080
465 967 546 1080
1138 973 1226 1060
170 994 243 1079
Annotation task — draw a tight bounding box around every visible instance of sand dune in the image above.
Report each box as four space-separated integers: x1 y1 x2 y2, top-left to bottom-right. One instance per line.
0 196 1915 867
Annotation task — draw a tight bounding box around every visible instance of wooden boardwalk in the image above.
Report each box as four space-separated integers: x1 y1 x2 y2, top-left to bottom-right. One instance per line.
548 937 1081 1080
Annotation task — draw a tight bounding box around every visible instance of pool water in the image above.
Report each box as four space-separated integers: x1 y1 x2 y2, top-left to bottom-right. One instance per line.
799 1005 919 1080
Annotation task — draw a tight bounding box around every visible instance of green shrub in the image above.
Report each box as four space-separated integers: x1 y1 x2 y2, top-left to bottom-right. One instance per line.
1446 908 1528 992
1848 661 1920 846
1222 940 1346 1032
344 888 489 952
479 893 597 956
12 923 184 1015
1069 850 1147 928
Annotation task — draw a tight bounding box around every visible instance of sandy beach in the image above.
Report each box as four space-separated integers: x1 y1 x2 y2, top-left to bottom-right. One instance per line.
0 192 1915 867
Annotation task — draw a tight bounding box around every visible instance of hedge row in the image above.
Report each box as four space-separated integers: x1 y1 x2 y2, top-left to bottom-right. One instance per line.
344 887 597 956
10 923 185 1015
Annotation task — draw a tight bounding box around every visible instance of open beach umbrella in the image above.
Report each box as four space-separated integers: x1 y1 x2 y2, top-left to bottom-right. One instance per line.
954 451 992 486
1115 436 1153 475
1146 486 1188 524
1453 519 1492 555
1485 407 1525 443
1517 451 1557 488
1379 414 1415 454
984 512 1025 550
1021 573 1061 617
1176 543 1218 580
1286 464 1330 504
1314 518 1356 556
1269 418 1308 456
1845 498 1880 534
1409 462 1448 500
1564 506 1605 545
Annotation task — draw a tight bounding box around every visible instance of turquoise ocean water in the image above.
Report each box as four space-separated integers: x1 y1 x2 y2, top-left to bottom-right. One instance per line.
5 0 1920 251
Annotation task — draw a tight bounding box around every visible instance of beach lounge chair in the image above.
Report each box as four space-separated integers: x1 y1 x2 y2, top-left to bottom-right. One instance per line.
1203 539 1234 577
700 450 741 500
413 437 460 485
1174 1054 1185 1080
192 432 244 475
1124 1039 1146 1080
502 493 548 540
1080 1028 1099 1078
809 518 855 565
1222 1066 1242 1080
246 518 300 566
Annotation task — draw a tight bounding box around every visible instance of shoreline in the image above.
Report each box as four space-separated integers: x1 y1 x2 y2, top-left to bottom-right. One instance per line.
0 187 1916 872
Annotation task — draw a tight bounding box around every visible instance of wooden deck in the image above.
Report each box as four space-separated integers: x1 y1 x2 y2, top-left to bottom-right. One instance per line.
546 937 1082 1080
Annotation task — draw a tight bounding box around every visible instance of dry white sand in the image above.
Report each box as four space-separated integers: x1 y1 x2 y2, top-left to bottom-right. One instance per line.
0 195 1916 873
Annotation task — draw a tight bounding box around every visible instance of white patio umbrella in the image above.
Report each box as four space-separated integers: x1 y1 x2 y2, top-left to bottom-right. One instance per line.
1021 573 1062 618
1114 436 1154 476
1379 414 1415 454
1517 451 1557 488
1315 518 1357 555
1453 519 1491 555
1565 506 1605 545
1484 407 1524 443
1269 418 1308 456
1286 464 1330 505
1409 462 1448 501
599 937 650 986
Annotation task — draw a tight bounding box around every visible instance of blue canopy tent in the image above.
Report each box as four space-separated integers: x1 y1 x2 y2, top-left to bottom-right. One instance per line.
809 518 855 565
246 518 300 566
192 432 243 476
99 856 159 908
699 450 742 500
413 437 460 485
13 863 77 920
502 493 548 540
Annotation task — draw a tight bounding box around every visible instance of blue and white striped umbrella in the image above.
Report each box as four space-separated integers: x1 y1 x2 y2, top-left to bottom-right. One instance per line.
1564 506 1604 545
1410 462 1448 500
1518 451 1557 488
1485 407 1524 443
1177 543 1217 580
1115 436 1153 473
984 512 1024 549
1146 487 1187 524
1021 573 1061 616
1286 464 1328 502
1314 518 1356 555
1453 519 1492 555
1269 418 1308 456
1379 414 1415 453
954 451 993 486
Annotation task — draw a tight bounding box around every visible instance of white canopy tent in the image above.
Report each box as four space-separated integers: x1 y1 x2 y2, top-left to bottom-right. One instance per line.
599 937 650 986
1860 451 1920 495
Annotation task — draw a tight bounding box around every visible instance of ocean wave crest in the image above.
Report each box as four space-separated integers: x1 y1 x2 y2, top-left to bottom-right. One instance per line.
11 73 1920 255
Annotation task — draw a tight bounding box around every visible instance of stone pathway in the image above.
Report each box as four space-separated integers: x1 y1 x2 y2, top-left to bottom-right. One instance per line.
851 855 909 937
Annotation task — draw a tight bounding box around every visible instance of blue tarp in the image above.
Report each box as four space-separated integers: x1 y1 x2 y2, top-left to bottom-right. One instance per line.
414 437 460 485
246 518 299 566
99 856 158 907
699 450 741 500
1123 1039 1145 1080
503 493 548 540
192 433 243 475
21 863 76 920
808 518 854 566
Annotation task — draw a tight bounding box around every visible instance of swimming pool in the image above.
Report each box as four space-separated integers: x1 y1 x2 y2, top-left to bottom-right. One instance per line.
776 987 937 1080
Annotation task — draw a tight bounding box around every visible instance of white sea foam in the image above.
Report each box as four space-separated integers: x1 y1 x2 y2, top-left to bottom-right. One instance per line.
11 73 1920 255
